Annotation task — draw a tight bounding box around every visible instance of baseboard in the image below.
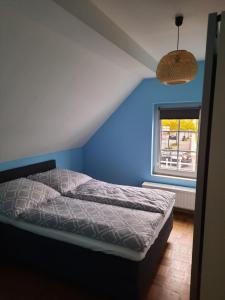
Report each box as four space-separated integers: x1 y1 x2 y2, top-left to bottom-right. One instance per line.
174 207 194 215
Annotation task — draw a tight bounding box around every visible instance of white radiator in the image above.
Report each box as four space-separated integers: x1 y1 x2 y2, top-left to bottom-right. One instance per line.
142 182 196 211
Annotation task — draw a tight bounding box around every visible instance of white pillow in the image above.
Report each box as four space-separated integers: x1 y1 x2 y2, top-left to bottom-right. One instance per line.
0 178 60 218
28 168 92 195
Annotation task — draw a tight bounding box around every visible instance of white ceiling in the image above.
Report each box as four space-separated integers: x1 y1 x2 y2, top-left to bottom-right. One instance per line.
92 0 224 60
1 0 223 163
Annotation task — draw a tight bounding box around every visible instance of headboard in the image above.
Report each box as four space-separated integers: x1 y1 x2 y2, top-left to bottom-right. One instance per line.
0 160 56 184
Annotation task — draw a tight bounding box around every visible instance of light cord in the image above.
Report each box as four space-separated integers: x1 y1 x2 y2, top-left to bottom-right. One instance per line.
177 25 180 50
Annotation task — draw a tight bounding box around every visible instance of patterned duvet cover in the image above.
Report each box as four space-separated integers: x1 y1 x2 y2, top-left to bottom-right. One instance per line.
66 179 175 215
20 196 169 252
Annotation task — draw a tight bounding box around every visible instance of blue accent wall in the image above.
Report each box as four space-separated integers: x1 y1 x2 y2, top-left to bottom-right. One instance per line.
84 61 205 188
0 62 204 188
0 148 83 172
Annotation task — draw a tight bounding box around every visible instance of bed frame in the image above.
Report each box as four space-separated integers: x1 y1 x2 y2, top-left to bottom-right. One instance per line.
0 160 173 300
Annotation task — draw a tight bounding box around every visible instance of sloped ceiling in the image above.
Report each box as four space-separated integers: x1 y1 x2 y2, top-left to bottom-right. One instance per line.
0 0 152 162
1 0 223 163
92 0 225 60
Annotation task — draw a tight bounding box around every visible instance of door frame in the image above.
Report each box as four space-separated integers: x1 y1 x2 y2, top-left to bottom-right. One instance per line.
190 12 219 300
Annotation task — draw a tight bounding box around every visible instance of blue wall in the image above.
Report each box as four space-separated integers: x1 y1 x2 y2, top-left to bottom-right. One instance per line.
84 62 205 188
1 62 204 188
0 148 83 172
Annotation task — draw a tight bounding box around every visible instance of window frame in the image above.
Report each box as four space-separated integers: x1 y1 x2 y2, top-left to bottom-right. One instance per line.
152 104 201 180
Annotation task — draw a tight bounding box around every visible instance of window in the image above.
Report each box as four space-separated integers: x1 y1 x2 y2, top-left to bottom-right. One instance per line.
153 106 200 179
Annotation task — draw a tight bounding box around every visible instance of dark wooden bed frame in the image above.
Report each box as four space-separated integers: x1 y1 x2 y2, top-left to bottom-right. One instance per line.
0 160 173 300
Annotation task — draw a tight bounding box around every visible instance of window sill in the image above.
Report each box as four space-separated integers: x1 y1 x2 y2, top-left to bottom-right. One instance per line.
152 172 197 183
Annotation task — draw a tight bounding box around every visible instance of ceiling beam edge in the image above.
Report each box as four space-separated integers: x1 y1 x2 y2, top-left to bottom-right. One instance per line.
53 0 157 72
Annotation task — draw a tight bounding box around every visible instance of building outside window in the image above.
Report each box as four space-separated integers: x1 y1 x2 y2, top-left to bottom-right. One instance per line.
153 106 200 179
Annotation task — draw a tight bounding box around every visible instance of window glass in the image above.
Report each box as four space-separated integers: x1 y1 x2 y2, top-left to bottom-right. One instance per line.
155 111 200 179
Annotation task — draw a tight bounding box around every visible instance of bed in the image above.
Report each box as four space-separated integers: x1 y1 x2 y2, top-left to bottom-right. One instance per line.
0 160 174 300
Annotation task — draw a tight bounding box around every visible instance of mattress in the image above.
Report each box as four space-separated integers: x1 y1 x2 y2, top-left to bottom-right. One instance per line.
0 204 173 262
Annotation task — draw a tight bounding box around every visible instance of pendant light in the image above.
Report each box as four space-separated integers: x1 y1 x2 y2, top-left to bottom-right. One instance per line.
156 15 198 85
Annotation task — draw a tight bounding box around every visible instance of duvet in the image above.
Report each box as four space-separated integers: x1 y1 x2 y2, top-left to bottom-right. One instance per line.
21 196 167 252
66 179 175 215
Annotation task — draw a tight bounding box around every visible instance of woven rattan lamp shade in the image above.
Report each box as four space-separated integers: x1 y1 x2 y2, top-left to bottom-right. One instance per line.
156 50 198 85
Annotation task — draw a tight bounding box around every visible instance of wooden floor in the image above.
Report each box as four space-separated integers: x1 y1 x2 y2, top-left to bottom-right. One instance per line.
0 212 193 300
148 212 194 300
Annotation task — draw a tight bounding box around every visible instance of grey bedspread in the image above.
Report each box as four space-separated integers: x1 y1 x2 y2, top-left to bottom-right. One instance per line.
20 196 165 252
66 179 175 215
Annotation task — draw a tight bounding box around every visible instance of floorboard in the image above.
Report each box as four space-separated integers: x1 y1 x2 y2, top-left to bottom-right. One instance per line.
147 212 194 300
0 212 193 300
